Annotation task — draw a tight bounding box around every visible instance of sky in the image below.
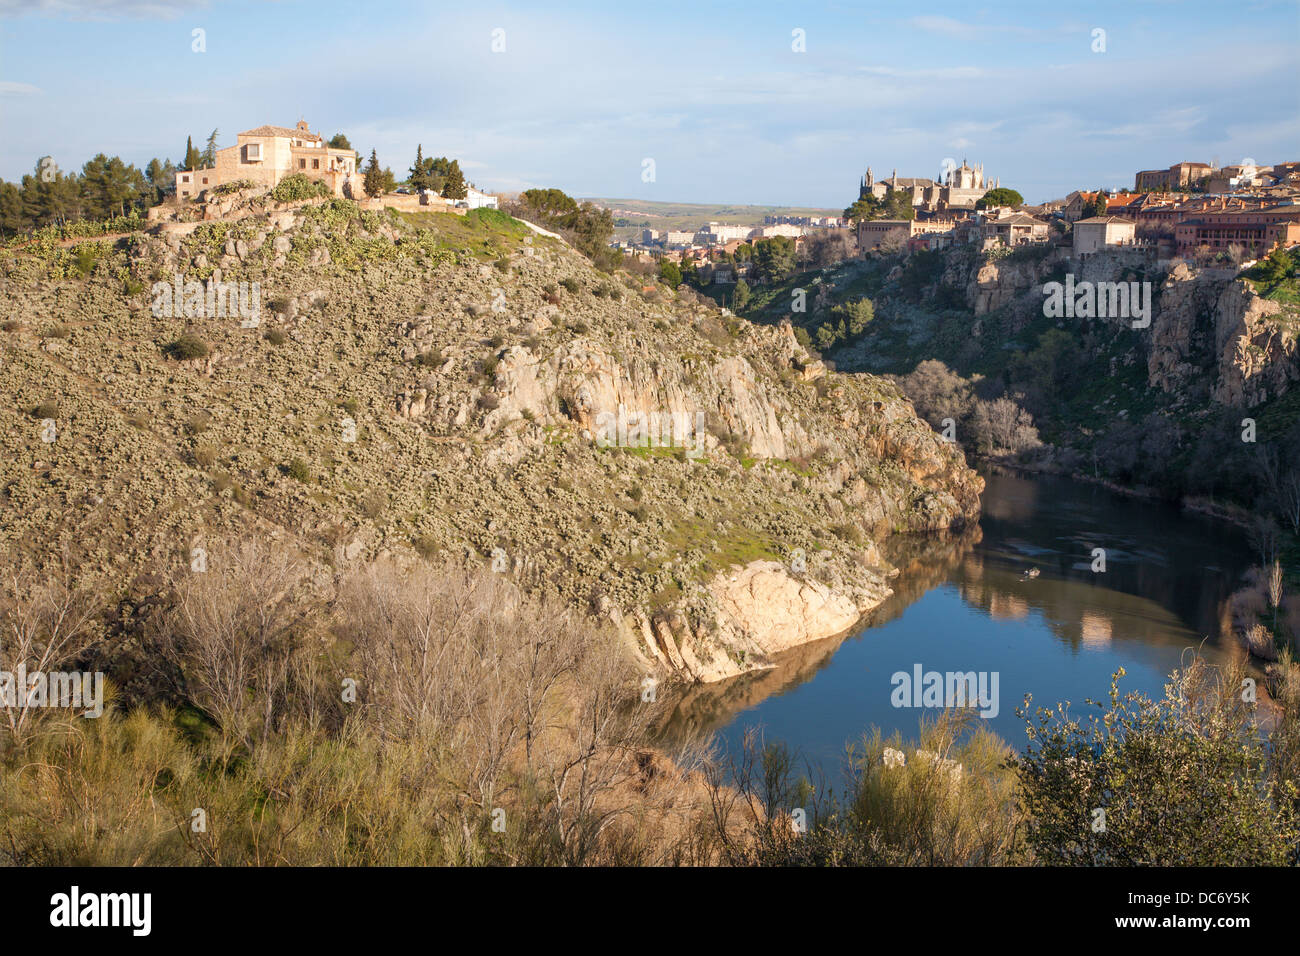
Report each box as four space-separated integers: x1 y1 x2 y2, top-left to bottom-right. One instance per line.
1 0 1298 207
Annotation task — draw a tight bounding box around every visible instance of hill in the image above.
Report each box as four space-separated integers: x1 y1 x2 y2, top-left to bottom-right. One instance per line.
0 190 979 683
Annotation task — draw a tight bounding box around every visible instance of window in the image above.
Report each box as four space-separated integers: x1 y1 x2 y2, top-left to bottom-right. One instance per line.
202 177 208 184
312 159 319 169
299 159 306 169
182 175 190 182
246 143 262 161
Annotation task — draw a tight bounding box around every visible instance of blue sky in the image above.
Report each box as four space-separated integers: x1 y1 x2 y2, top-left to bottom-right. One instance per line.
1 0 1297 206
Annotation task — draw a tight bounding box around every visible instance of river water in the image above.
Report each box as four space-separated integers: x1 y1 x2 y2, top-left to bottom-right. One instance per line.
662 467 1256 765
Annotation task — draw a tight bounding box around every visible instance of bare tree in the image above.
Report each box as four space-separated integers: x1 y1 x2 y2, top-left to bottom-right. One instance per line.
161 537 310 747
0 559 101 748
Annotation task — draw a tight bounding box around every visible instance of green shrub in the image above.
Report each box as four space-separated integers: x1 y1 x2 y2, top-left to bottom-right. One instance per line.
1012 659 1300 865
560 277 579 294
168 334 210 361
286 457 312 482
213 179 257 196
31 401 59 419
270 174 331 203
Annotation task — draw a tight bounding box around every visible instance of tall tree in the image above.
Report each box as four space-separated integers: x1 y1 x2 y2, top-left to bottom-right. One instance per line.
181 136 202 172
362 149 384 198
409 144 428 190
441 159 467 200
200 129 220 168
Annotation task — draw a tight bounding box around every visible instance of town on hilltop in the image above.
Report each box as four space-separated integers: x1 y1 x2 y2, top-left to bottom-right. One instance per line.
609 156 1300 286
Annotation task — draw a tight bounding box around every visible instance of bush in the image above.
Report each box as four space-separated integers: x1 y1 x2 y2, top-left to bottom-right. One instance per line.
264 328 287 346
213 179 256 196
1012 659 1300 865
42 323 71 339
31 401 59 420
270 173 331 203
560 277 579 294
285 457 311 482
360 489 387 519
194 444 218 468
168 334 209 361
413 535 440 560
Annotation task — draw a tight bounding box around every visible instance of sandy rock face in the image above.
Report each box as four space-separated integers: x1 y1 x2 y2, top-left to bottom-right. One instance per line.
628 559 889 683
711 560 863 655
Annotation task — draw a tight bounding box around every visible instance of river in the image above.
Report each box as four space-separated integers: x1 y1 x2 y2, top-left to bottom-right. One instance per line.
661 467 1257 765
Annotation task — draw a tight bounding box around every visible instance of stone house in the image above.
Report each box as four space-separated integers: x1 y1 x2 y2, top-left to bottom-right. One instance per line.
175 121 358 200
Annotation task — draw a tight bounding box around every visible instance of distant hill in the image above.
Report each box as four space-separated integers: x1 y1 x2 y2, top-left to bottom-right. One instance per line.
584 197 844 240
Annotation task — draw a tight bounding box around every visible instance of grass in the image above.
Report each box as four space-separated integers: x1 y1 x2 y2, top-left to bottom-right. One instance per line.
661 515 780 578
395 207 533 261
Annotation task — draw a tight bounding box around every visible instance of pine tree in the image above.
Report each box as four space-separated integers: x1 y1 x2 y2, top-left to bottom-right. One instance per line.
201 129 219 168
363 149 383 198
441 160 467 200
732 278 750 310
409 144 427 190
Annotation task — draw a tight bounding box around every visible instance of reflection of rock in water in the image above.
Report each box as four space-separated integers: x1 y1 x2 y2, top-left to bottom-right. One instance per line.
658 527 981 749
862 525 983 629
656 627 856 748
1080 611 1112 647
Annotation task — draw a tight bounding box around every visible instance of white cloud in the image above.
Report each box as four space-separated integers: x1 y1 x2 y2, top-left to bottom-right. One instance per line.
0 80 41 94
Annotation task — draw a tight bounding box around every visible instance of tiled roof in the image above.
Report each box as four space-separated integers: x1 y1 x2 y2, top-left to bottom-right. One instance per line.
1075 216 1136 225
241 124 322 141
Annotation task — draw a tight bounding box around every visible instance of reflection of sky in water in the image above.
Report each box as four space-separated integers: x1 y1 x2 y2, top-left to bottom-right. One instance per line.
664 469 1254 769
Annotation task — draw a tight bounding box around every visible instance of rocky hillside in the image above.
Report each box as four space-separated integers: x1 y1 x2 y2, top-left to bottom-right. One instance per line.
830 243 1299 412
0 193 980 683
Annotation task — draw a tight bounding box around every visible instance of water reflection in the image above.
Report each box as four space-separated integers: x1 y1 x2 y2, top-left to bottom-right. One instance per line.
661 468 1255 762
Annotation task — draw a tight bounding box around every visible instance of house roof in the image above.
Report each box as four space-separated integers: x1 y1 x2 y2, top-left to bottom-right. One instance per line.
1075 216 1137 225
241 124 322 142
